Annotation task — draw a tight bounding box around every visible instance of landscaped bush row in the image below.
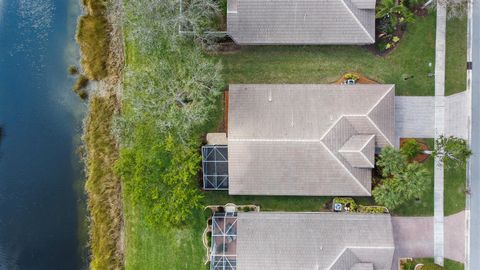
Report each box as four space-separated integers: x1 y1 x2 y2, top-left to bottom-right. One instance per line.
358 205 388 214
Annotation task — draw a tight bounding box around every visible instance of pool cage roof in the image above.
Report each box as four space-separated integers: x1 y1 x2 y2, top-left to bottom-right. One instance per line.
211 212 237 270
202 145 229 190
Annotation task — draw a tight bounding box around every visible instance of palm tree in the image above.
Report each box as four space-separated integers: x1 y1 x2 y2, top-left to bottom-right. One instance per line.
376 0 415 30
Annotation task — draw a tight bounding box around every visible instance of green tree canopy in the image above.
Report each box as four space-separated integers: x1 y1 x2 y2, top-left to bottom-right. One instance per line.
115 0 223 227
433 135 472 169
376 146 408 178
376 0 415 28
373 162 430 210
115 123 203 226
374 147 431 210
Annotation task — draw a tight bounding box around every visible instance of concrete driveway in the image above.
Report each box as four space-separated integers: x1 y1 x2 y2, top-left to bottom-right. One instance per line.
391 211 465 270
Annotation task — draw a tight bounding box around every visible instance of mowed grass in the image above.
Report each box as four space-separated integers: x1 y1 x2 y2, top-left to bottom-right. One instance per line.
446 17 468 95
445 161 467 216
415 258 464 270
124 199 209 270
216 14 467 96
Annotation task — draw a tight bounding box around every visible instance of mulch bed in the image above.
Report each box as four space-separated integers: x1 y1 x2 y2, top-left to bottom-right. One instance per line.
400 138 430 163
334 72 378 84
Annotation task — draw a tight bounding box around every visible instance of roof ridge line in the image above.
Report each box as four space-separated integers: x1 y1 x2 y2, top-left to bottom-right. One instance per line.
366 116 394 146
366 85 395 115
320 141 371 196
339 0 375 43
326 248 351 270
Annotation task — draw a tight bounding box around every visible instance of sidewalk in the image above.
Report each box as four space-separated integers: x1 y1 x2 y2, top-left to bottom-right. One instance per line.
433 1 447 266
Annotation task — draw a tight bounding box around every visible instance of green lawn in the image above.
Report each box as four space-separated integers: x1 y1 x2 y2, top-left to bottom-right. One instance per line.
203 192 332 211
124 199 209 270
445 161 467 216
216 14 466 96
414 258 464 270
446 17 468 95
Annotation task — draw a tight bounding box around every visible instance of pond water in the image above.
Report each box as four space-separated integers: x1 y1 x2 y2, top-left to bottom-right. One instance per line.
0 0 87 269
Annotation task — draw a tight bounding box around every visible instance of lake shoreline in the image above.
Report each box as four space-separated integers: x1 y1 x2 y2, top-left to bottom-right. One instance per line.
76 0 125 268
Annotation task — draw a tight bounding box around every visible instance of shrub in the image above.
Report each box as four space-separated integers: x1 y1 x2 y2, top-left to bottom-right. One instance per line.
344 73 360 81
358 205 387 214
377 147 408 178
68 65 79 75
73 74 89 90
72 75 89 100
373 162 430 210
333 197 357 211
401 139 421 160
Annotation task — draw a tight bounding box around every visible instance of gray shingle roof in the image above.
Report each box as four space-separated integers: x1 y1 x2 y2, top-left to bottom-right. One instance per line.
339 134 375 168
227 0 376 45
228 84 395 196
236 212 395 270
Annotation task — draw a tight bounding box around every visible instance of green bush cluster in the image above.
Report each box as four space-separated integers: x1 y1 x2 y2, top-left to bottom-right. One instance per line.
401 139 422 160
373 147 431 210
358 205 388 214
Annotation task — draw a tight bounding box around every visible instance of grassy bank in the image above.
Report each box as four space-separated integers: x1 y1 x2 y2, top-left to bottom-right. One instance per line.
76 0 125 269
83 94 123 269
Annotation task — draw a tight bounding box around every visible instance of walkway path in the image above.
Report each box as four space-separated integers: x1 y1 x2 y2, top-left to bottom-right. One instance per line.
433 1 447 266
394 93 468 141
391 212 466 270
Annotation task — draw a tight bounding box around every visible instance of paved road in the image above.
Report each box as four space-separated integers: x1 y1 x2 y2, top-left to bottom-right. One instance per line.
468 0 480 269
391 212 466 270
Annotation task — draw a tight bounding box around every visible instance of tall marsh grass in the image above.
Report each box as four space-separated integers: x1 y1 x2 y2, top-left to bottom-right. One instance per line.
83 94 123 270
76 0 109 80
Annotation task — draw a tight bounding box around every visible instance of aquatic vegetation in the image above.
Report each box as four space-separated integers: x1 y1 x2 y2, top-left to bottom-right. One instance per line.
76 0 109 80
83 94 123 270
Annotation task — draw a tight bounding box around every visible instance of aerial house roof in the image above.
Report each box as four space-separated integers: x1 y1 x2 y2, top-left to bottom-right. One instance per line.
227 0 376 45
228 84 395 196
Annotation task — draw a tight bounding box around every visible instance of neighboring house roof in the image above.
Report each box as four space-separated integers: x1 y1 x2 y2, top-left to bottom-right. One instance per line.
235 212 395 270
226 0 376 45
228 84 395 196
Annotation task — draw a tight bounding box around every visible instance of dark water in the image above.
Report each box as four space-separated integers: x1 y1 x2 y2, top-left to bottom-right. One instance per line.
0 0 87 269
